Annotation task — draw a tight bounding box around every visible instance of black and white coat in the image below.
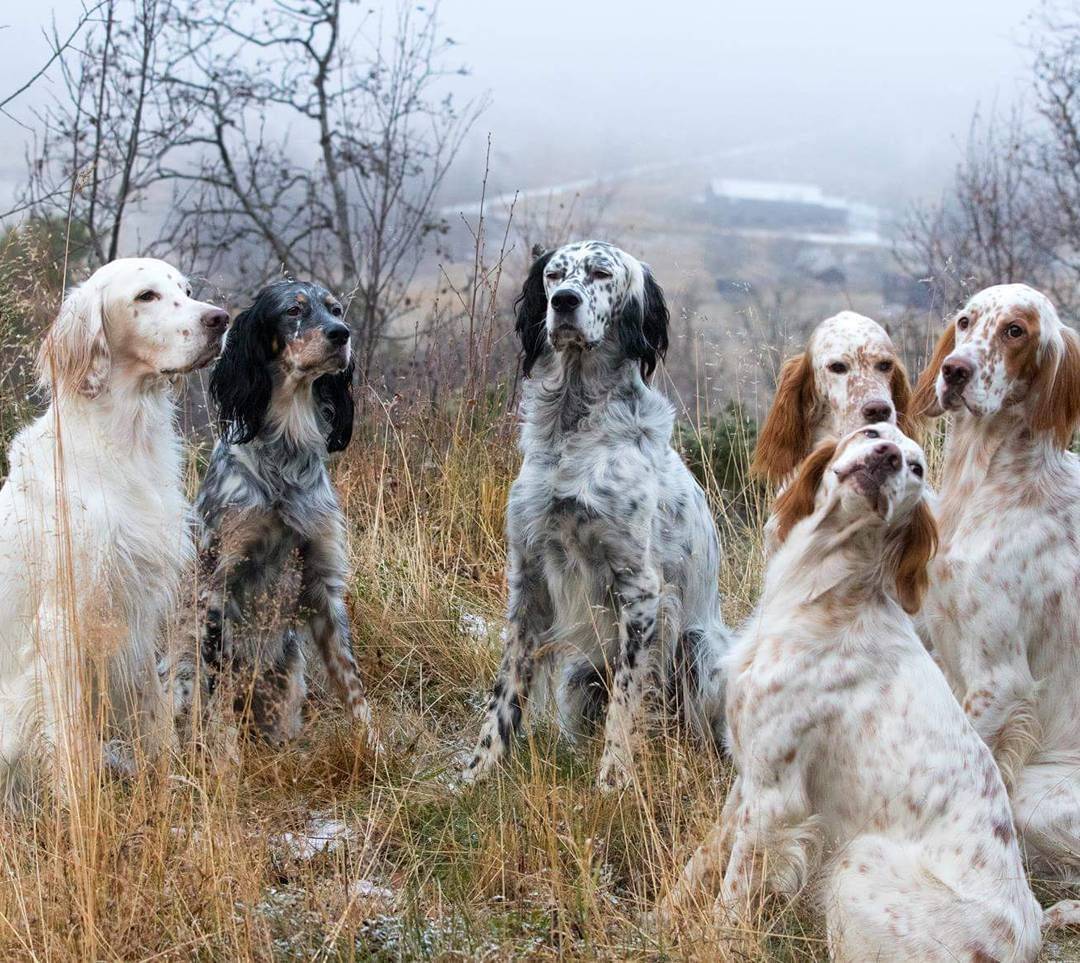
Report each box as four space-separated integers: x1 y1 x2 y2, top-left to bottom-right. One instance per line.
167 280 375 747
464 241 730 791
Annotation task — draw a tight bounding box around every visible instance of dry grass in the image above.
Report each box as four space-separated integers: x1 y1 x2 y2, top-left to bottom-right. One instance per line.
1 225 1077 963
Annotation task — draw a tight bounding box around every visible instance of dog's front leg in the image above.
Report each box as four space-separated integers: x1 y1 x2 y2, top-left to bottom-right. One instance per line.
598 557 660 792
301 533 379 749
463 544 552 783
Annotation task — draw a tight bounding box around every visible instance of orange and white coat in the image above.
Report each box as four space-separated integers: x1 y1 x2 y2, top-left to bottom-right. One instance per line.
659 423 1050 962
914 283 1080 882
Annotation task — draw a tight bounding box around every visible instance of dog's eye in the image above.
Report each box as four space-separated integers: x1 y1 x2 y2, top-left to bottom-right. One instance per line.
1006 323 1025 339
957 316 970 331
910 462 924 478
287 305 303 317
876 359 893 373
827 362 848 374
590 268 612 280
864 428 880 438
329 303 343 317
544 271 564 282
135 290 158 302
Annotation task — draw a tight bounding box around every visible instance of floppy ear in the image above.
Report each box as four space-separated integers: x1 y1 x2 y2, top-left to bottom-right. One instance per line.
515 250 554 378
891 361 920 442
771 439 837 543
314 360 355 453
1030 327 1080 448
751 352 817 484
37 281 111 399
892 499 938 615
210 302 275 445
618 266 670 380
911 323 956 419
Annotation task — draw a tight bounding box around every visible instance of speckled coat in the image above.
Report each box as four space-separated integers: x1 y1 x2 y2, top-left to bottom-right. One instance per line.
660 424 1046 962
914 283 1080 883
464 242 730 791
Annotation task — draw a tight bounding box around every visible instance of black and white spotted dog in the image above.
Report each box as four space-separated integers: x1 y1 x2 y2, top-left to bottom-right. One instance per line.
170 280 376 747
463 241 730 791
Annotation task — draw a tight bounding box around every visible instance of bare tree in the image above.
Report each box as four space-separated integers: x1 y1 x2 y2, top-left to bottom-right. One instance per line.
898 110 1053 313
161 0 484 374
899 4 1080 318
25 0 192 264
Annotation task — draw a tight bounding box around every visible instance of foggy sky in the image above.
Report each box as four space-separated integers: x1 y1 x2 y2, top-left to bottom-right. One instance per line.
0 0 1034 211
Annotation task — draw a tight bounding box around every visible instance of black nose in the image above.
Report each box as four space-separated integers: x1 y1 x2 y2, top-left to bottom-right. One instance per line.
870 442 902 473
325 322 351 346
861 400 893 424
942 357 973 387
201 309 229 330
550 289 582 314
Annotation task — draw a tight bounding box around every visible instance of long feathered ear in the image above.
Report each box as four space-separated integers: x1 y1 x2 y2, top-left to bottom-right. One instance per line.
37 281 111 399
911 323 956 419
772 439 837 543
515 250 554 378
892 499 938 615
751 352 817 485
891 361 920 442
314 360 355 453
210 302 274 445
617 265 670 380
1030 327 1080 448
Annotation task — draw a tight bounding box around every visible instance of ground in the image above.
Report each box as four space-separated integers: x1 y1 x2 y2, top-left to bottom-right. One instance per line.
2 399 1078 962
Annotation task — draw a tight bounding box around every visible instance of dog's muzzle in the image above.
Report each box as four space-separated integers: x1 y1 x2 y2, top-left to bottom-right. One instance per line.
549 287 593 350
837 442 902 511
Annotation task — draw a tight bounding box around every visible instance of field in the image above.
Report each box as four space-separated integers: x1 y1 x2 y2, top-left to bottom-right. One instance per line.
1 232 1079 963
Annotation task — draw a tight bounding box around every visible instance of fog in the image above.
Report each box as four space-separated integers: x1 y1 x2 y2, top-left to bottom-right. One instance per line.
0 0 1032 214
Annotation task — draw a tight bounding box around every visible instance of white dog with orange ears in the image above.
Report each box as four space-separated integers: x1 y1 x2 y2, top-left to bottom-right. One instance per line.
0 258 227 804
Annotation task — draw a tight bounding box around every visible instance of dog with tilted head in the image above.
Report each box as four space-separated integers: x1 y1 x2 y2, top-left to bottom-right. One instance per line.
656 422 1073 961
163 279 376 749
0 258 227 804
463 241 730 792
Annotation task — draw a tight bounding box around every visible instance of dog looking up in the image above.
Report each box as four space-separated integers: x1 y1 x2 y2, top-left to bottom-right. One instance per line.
657 422 1072 960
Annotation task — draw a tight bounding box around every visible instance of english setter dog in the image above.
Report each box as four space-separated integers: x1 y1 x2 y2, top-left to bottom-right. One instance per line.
0 258 227 802
657 423 1074 960
752 311 915 487
168 279 375 748
463 241 729 792
913 283 1080 882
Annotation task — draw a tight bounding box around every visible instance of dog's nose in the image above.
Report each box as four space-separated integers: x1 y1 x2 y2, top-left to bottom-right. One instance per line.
942 357 974 387
201 308 229 330
325 322 351 346
869 442 903 474
861 400 893 424
550 289 582 314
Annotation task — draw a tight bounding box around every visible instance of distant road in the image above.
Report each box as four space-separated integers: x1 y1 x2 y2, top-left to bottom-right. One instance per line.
439 135 816 221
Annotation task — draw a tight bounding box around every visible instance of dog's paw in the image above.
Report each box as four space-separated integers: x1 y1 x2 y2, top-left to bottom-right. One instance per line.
597 753 634 794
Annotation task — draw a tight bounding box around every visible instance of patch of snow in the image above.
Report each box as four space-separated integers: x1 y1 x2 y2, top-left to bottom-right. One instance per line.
458 610 491 639
278 816 353 861
348 879 395 902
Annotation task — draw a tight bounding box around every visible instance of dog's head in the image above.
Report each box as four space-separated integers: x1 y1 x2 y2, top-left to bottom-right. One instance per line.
515 240 669 379
752 312 914 484
774 422 936 613
210 279 355 451
912 283 1080 447
38 257 228 399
